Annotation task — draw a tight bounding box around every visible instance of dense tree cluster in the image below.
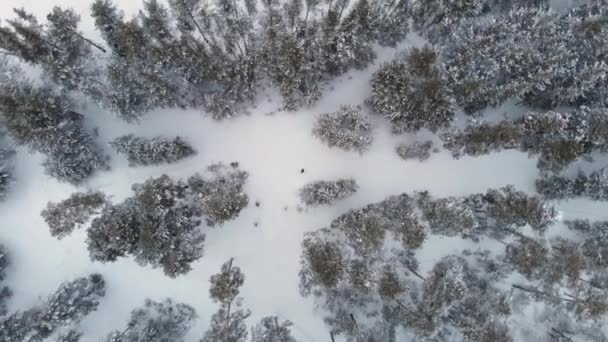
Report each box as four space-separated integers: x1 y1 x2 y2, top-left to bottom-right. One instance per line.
0 0 411 121
368 46 454 134
395 140 434 161
105 298 197 342
312 106 373 153
41 191 107 239
299 185 555 340
0 70 107 183
110 134 196 167
443 4 608 114
86 163 248 277
0 274 105 342
443 107 608 172
299 178 358 206
536 167 608 201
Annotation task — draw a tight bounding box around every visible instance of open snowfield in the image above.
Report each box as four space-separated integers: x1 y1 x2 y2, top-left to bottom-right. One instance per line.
2 0 608 341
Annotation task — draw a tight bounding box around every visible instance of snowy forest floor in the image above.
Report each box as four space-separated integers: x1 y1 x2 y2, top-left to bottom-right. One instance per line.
1 0 608 341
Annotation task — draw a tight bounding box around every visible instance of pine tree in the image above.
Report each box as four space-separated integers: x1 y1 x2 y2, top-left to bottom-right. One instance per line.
0 134 15 201
0 274 106 341
368 46 454 133
105 298 197 342
110 135 196 167
0 244 12 317
396 141 434 161
201 259 250 342
41 191 107 239
251 316 298 342
299 179 358 206
87 175 205 277
0 7 104 97
187 163 249 226
0 80 107 184
312 105 373 153
536 167 608 201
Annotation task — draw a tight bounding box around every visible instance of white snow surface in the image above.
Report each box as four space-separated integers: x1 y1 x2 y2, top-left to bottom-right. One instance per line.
1 1 607 341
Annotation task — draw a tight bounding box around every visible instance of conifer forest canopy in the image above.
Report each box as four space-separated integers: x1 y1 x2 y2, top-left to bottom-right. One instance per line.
3 0 608 341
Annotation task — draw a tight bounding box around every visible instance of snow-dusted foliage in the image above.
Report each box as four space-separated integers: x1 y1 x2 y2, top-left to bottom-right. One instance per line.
0 244 11 317
202 259 250 342
110 134 196 167
0 77 107 184
443 5 608 114
0 273 105 342
299 186 556 340
86 164 248 277
41 191 107 239
443 108 608 172
368 46 454 133
299 179 358 206
105 298 197 342
0 136 14 201
537 167 608 201
396 140 434 161
251 316 298 342
188 163 249 226
313 106 373 153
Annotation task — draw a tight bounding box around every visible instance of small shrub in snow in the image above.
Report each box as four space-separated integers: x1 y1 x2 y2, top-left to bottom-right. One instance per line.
313 106 373 152
299 179 358 206
368 46 454 134
105 298 197 342
536 167 608 201
396 141 434 161
110 134 196 167
41 191 107 239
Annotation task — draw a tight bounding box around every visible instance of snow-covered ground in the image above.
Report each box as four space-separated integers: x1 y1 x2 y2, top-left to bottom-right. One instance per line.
1 0 607 341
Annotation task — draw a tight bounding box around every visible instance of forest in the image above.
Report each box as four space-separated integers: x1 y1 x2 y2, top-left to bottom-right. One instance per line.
1 0 608 341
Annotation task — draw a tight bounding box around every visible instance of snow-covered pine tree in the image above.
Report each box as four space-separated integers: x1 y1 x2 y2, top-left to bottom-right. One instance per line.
368 46 454 134
201 258 251 342
251 316 298 342
0 135 15 201
105 298 197 342
0 244 11 317
396 141 434 161
41 191 107 239
87 175 205 277
0 7 104 98
536 167 608 201
0 274 106 341
299 179 358 206
0 79 107 184
313 106 373 153
110 134 196 167
187 163 249 226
